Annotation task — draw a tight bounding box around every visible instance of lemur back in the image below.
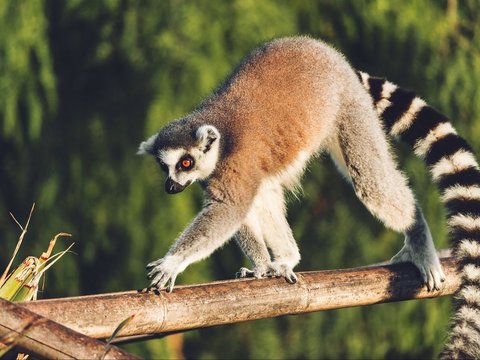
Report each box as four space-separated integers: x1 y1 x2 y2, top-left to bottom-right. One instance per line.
197 38 347 181
138 36 479 358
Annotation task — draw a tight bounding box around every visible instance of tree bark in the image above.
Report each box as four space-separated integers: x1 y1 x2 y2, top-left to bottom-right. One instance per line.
0 298 138 359
21 254 460 342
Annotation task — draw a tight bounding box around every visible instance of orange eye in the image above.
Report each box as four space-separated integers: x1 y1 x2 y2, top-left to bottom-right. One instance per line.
178 156 194 170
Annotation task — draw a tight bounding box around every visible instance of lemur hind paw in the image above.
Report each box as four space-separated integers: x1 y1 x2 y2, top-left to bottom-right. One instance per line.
267 262 298 284
236 263 298 284
235 264 271 279
236 267 257 278
390 245 446 291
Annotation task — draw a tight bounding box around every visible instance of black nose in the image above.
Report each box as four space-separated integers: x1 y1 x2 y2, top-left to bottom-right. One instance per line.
165 178 187 194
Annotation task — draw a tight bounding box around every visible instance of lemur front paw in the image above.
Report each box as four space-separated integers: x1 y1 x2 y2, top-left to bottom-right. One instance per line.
146 255 185 292
390 245 446 291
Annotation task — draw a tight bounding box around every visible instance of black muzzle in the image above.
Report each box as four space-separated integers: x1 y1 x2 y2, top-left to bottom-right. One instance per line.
165 178 189 194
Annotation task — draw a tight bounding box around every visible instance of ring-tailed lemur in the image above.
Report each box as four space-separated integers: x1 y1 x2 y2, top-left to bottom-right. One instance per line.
138 37 479 358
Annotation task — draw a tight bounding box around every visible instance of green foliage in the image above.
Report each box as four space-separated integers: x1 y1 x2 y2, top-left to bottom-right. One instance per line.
1 0 479 358
0 0 56 142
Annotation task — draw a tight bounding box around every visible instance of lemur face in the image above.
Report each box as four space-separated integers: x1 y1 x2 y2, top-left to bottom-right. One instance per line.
154 125 220 194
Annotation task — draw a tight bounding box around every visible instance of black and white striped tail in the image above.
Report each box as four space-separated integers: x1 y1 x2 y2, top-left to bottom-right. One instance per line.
357 70 480 359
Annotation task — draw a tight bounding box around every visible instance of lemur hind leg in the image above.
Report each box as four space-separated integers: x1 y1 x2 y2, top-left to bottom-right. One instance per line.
330 96 445 290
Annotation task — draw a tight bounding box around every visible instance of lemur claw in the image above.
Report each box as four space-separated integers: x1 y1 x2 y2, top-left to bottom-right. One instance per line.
286 273 298 284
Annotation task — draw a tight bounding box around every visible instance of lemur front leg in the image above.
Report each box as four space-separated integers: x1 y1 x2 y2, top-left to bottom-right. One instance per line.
234 189 274 279
234 224 273 279
147 197 248 292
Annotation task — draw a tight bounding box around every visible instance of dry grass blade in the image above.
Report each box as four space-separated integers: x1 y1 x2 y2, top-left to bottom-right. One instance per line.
41 233 72 261
0 204 35 287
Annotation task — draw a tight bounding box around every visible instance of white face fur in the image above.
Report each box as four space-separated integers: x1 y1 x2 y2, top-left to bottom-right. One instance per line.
156 125 221 193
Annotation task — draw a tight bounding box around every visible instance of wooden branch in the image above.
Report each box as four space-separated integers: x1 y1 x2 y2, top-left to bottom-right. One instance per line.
22 255 460 342
0 298 138 359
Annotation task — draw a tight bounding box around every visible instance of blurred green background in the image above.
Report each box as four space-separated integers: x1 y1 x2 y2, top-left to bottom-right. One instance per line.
1 0 479 358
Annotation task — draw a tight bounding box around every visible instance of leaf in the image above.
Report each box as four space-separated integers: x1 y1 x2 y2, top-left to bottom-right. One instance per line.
101 314 136 359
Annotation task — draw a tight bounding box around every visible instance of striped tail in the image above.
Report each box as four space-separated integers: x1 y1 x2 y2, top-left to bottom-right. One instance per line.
357 71 480 359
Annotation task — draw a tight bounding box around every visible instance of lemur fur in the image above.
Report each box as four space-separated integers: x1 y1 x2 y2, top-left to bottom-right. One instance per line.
138 36 479 358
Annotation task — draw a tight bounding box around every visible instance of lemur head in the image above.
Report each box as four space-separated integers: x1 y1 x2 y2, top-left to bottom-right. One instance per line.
138 123 221 194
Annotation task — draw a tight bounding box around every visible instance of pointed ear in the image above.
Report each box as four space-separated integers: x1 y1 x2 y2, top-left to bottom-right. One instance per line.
196 125 220 153
137 133 157 155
